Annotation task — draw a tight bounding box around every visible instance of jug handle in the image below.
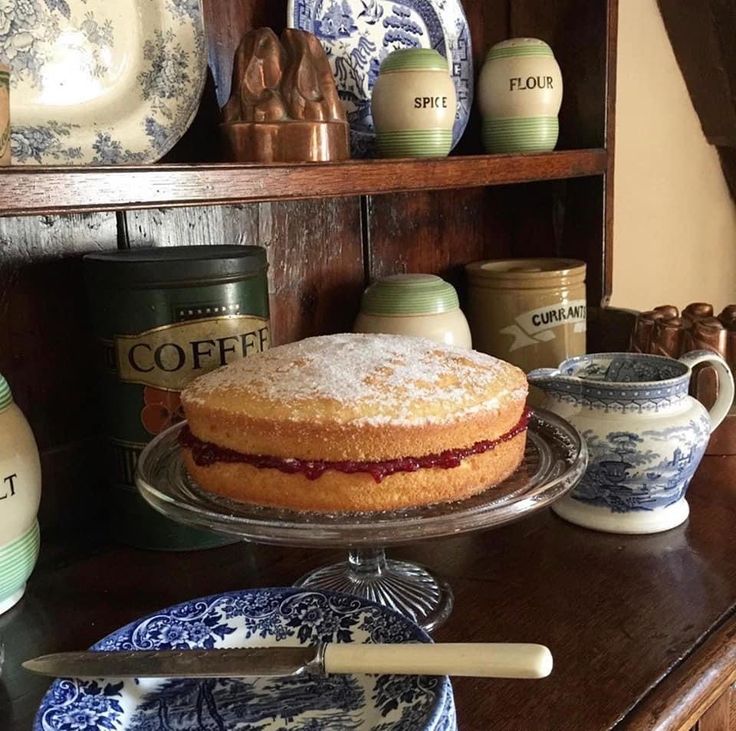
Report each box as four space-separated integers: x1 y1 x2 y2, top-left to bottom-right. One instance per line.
527 368 562 391
679 350 735 431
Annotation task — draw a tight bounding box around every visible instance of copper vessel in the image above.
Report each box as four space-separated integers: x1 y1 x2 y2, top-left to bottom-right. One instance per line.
220 28 350 163
630 303 736 455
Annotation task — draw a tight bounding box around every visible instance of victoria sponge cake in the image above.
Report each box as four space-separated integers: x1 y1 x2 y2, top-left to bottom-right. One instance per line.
180 333 529 512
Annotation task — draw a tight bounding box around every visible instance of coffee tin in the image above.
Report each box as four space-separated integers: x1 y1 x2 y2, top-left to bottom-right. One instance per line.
465 258 586 372
84 246 270 550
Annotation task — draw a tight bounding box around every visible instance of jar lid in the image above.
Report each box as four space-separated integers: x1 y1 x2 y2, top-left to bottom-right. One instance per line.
466 259 586 290
361 274 460 315
380 49 450 74
0 374 12 412
486 38 554 61
83 245 268 288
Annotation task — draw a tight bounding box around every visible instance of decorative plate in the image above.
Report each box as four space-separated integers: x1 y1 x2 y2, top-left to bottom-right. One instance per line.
288 0 473 156
2 0 206 165
34 588 457 731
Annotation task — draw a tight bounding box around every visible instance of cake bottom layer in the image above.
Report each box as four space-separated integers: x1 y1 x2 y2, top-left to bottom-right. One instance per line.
182 432 527 512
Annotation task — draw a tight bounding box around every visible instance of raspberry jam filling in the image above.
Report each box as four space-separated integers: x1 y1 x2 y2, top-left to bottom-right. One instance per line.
180 409 531 484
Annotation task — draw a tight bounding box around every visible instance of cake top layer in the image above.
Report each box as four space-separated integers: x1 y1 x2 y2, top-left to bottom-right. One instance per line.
183 333 527 426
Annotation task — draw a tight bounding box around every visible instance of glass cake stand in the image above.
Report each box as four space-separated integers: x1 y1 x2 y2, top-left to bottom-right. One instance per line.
136 409 586 632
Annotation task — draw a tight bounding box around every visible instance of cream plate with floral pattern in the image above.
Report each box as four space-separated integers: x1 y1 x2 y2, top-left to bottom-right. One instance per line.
1 0 206 165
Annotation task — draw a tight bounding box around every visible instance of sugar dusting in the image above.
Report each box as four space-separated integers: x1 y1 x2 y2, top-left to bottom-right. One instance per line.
186 333 527 424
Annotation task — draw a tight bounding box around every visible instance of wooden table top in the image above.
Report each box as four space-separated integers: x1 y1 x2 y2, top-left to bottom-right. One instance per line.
2 456 736 731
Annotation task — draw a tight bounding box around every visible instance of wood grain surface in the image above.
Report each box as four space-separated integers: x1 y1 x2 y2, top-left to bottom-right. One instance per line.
1 457 735 731
0 150 607 217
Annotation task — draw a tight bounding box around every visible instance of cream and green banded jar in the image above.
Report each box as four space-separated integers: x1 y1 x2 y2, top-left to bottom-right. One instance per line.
478 38 563 154
0 64 9 165
0 373 42 614
354 273 472 348
371 49 457 158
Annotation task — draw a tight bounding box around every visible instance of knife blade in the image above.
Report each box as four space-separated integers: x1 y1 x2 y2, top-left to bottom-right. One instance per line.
23 643 553 680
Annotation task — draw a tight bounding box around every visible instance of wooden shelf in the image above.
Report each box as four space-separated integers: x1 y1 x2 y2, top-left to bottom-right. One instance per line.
0 149 607 216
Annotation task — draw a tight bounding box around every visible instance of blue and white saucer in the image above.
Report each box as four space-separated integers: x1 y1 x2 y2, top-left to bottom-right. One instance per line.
288 0 473 156
34 588 457 730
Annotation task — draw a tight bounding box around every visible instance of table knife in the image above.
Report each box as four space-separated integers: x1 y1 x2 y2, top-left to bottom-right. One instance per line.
24 643 552 680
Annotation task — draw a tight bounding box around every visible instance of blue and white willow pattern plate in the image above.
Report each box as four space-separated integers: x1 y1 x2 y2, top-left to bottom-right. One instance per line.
2 0 206 165
288 0 473 156
34 588 457 730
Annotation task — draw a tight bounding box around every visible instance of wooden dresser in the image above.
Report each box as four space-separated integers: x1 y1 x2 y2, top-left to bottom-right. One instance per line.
2 1 735 729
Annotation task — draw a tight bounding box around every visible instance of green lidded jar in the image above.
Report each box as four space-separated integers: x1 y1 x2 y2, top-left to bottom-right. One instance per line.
354 273 472 348
84 245 270 551
371 49 457 158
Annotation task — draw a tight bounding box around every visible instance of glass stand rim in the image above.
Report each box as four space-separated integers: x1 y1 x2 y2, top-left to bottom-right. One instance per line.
135 408 587 631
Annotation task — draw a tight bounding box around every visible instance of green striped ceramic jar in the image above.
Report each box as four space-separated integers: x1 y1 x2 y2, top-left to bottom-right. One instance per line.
354 274 472 347
371 49 457 158
478 38 563 154
0 373 42 614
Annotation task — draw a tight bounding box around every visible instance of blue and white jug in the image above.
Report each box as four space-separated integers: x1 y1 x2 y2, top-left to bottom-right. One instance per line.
528 351 734 534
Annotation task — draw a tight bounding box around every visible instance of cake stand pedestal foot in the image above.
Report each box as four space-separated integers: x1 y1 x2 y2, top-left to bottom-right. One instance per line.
294 547 453 632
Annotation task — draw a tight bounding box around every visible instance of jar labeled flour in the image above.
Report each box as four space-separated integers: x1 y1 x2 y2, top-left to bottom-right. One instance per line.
84 246 270 550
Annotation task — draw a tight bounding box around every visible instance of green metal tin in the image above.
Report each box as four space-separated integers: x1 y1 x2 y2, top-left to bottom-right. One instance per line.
84 245 270 551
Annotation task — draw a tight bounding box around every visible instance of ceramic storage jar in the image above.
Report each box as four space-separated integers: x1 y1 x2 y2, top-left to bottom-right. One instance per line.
465 259 585 372
354 273 471 348
478 38 563 153
0 373 41 614
371 49 457 158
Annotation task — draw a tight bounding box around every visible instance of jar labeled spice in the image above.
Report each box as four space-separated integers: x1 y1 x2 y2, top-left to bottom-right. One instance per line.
84 246 270 550
465 259 586 372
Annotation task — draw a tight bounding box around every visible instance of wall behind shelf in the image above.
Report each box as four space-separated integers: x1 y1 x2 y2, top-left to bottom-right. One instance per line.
611 0 736 312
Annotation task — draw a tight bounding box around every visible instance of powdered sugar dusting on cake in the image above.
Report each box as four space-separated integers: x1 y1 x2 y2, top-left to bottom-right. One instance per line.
185 333 527 425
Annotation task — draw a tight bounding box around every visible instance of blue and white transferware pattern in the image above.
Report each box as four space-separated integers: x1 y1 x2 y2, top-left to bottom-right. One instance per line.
288 0 473 156
35 588 457 730
529 350 735 534
2 0 206 165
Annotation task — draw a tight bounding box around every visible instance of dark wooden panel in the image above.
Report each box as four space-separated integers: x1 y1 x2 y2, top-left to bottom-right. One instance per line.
0 215 117 531
4 458 736 730
124 201 365 344
0 150 608 217
366 187 507 297
0 215 117 445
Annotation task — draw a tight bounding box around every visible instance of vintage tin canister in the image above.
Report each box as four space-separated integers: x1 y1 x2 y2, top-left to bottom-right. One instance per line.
465 258 586 373
84 246 270 550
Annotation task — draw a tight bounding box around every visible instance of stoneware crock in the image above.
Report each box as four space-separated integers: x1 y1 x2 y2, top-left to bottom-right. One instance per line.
528 350 734 534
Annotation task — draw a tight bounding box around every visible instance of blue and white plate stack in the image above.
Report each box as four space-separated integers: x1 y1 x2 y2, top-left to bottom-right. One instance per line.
35 588 457 730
